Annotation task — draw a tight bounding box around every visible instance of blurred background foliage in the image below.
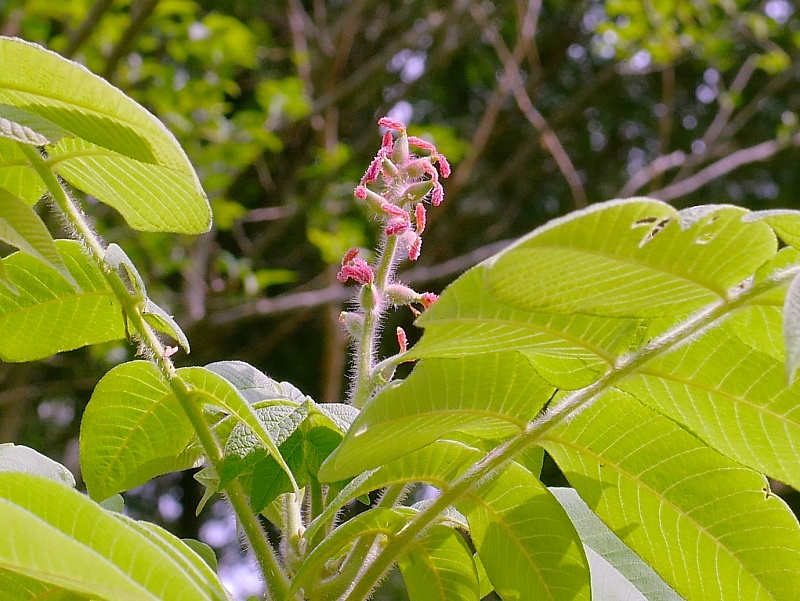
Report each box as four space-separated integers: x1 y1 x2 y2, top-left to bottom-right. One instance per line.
2 0 800 597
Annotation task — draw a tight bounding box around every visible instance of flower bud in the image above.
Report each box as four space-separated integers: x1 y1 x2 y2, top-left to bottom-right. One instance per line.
401 180 435 205
339 311 364 338
385 283 420 306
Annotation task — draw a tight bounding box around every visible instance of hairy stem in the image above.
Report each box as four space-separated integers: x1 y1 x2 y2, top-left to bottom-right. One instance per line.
344 266 800 600
351 235 401 408
25 147 292 598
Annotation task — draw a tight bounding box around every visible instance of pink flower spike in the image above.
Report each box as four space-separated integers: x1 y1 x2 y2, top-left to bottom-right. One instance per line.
380 201 408 218
409 235 422 261
396 327 408 353
361 155 382 184
415 203 426 234
354 185 368 200
437 155 451 178
378 117 406 133
431 183 444 206
408 136 436 153
385 216 410 236
420 292 439 308
337 258 374 285
342 248 360 265
381 131 394 152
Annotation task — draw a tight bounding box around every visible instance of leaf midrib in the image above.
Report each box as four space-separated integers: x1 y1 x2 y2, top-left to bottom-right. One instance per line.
516 244 733 298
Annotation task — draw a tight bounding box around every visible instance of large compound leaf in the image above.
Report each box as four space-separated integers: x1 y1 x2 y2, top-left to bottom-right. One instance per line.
177 366 300 496
552 487 683 601
0 240 125 361
399 524 480 601
81 361 197 501
0 37 210 234
457 462 590 601
543 391 800 601
484 200 775 318
319 352 555 482
413 200 776 389
0 473 229 601
619 323 800 490
306 439 482 542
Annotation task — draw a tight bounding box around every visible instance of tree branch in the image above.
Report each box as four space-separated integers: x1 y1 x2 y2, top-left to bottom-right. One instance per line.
648 133 800 202
470 4 587 209
63 0 116 58
210 239 512 325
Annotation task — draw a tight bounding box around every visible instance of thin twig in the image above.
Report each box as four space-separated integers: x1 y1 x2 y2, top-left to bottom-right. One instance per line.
210 239 512 325
103 0 161 80
649 133 800 202
618 150 686 197
470 4 588 209
63 0 116 58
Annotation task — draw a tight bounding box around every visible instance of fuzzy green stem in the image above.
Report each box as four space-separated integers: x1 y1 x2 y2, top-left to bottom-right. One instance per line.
26 148 292 598
352 235 401 408
344 266 800 601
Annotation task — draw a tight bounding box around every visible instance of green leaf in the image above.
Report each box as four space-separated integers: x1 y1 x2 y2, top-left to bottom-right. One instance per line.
783 272 800 383
0 38 210 234
307 439 482 542
543 391 800 600
0 139 44 204
142 299 190 354
80 361 198 501
0 472 229 601
484 200 774 318
48 138 210 234
618 323 800 490
457 462 590 601
178 366 301 496
0 569 89 600
0 240 125 361
398 524 480 601
0 103 69 145
744 209 800 249
288 507 415 598
0 187 76 287
551 487 683 601
117 517 225 597
0 444 75 488
412 265 640 389
103 243 146 297
205 360 308 404
319 352 555 482
219 402 308 487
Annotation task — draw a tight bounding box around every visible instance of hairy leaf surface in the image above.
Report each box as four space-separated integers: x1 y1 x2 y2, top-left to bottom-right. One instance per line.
544 391 800 600
319 352 554 481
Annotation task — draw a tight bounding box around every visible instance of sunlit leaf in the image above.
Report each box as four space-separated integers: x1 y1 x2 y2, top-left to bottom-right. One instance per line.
80 361 197 501
399 525 480 601
319 352 554 482
0 240 125 361
544 391 800 600
0 473 229 601
0 444 75 488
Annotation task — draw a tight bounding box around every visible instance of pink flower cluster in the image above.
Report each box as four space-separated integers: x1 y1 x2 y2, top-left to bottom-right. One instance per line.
337 117 450 350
